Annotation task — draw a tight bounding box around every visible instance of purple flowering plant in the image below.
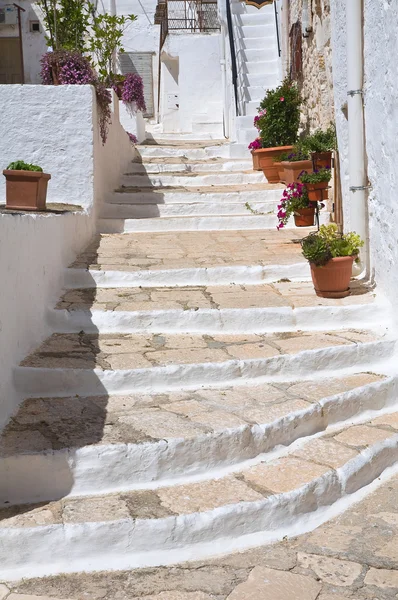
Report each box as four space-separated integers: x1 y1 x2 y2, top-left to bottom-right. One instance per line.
40 51 112 145
277 182 322 230
121 73 146 112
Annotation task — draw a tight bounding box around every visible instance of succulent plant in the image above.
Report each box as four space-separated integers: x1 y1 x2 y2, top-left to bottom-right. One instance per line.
301 233 332 266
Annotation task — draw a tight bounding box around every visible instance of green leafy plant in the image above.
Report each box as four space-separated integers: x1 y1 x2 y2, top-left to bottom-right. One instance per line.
6 161 43 172
256 78 302 148
303 125 337 154
299 168 332 184
87 12 137 84
37 0 90 52
277 182 323 230
301 224 364 266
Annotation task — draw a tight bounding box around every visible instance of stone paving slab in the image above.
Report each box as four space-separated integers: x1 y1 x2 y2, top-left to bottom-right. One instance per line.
1 418 396 528
3 472 398 600
68 230 308 271
0 373 382 455
56 280 375 312
19 330 379 371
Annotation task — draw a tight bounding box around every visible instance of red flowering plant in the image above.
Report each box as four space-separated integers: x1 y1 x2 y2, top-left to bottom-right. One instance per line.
276 182 324 230
248 138 262 151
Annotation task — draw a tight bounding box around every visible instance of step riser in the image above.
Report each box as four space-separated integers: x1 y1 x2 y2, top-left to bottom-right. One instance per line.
130 161 253 174
2 434 398 581
50 304 388 336
239 24 275 38
64 263 311 289
107 189 281 204
3 377 396 508
100 201 280 219
14 340 396 400
98 212 330 233
137 147 231 160
119 173 266 187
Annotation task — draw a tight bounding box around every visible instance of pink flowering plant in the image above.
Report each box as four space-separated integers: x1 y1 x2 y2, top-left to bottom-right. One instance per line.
248 138 262 151
277 182 316 230
127 131 138 144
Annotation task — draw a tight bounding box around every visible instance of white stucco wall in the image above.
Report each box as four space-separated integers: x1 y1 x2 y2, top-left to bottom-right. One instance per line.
0 0 47 83
0 84 133 428
330 0 398 309
0 85 95 208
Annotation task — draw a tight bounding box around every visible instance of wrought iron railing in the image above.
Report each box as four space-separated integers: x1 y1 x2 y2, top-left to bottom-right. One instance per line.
155 0 219 49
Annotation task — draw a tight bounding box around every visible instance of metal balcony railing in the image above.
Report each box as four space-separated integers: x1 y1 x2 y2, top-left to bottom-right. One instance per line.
155 0 219 49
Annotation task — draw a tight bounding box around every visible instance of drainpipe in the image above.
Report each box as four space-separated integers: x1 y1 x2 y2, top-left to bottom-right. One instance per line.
346 0 368 271
281 0 289 77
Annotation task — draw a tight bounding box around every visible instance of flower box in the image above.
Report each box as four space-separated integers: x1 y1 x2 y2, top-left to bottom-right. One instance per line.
281 160 313 185
255 146 293 183
3 170 51 211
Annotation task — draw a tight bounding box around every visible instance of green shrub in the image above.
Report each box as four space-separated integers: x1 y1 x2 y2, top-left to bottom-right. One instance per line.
6 161 43 172
257 78 302 148
300 168 332 184
302 125 337 154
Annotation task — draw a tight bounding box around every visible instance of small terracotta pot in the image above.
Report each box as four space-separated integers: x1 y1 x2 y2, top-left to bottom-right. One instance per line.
310 256 354 298
305 181 329 202
251 150 262 171
281 160 313 184
311 151 333 170
294 206 315 227
253 145 294 182
3 170 51 211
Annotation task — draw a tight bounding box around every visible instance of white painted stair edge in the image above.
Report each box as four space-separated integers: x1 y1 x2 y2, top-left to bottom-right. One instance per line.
64 262 312 289
2 432 398 581
2 376 398 507
49 302 389 335
13 339 397 399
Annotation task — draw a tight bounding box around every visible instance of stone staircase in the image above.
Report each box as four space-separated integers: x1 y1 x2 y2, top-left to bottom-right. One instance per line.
0 138 397 583
230 1 282 148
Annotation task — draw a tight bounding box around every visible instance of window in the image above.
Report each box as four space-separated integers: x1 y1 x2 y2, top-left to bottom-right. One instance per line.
30 20 40 32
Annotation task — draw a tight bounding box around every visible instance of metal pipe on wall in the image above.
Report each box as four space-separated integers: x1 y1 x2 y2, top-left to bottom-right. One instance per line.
346 0 368 272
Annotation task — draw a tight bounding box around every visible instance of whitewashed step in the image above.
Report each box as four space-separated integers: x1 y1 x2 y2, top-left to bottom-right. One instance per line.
119 171 266 188
2 397 398 580
245 101 263 116
130 160 253 174
107 187 282 205
237 71 279 87
98 212 330 233
236 48 275 63
1 371 393 509
235 12 274 26
137 145 232 160
100 200 279 219
242 36 274 50
236 115 256 129
242 60 279 75
238 24 275 38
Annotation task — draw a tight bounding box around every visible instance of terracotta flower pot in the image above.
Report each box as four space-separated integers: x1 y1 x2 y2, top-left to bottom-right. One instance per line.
3 170 51 211
294 206 315 227
253 146 293 183
277 162 286 184
305 181 329 202
311 151 333 170
251 150 262 171
310 256 355 298
281 160 313 185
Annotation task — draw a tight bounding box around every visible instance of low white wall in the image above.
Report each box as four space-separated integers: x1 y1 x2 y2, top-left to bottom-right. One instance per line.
330 1 398 311
0 84 133 427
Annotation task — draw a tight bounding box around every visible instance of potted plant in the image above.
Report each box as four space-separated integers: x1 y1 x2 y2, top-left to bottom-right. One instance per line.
300 167 332 201
280 144 313 185
249 78 302 182
303 125 336 169
276 182 323 229
3 161 51 211
301 224 364 298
